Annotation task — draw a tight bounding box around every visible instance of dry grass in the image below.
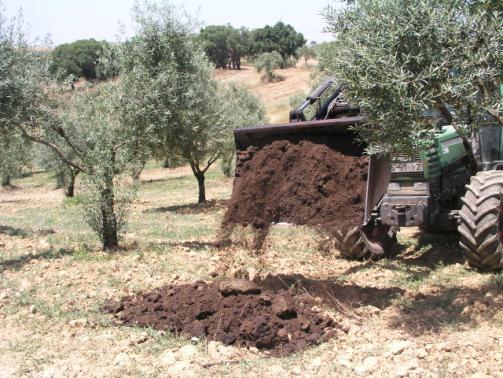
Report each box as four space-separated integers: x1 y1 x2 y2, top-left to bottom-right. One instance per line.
213 60 317 124
1 163 503 377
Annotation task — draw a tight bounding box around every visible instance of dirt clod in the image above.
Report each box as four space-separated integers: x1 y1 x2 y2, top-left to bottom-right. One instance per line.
218 280 261 296
222 138 367 248
105 280 337 356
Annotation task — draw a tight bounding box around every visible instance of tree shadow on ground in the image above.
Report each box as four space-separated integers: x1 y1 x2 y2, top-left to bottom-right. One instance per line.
145 199 228 215
0 225 28 238
254 273 405 312
0 225 55 239
341 230 464 277
388 284 503 336
166 240 218 251
0 247 74 272
139 175 190 185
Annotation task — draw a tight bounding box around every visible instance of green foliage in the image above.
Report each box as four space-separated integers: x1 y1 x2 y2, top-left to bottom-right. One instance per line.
199 25 252 70
49 39 115 81
0 8 47 138
56 83 140 248
322 0 503 153
254 51 284 82
0 132 31 186
253 22 306 61
296 45 316 64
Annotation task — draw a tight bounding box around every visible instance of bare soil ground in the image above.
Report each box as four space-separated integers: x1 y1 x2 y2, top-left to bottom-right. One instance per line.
1 163 503 377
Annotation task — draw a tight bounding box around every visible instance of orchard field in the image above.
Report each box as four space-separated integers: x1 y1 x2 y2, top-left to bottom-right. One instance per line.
1 64 502 377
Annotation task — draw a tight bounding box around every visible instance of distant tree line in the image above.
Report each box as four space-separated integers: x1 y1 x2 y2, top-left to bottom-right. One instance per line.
198 22 308 71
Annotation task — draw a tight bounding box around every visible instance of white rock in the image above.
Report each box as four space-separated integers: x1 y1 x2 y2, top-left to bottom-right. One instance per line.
167 361 194 377
0 292 8 300
395 366 409 377
386 340 411 356
159 350 177 366
415 348 428 359
113 352 130 366
247 267 258 282
354 356 378 375
68 318 87 328
178 344 198 361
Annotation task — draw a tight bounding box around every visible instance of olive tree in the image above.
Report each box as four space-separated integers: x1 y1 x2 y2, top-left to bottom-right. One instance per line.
121 1 265 203
254 51 284 82
322 0 502 153
45 84 139 249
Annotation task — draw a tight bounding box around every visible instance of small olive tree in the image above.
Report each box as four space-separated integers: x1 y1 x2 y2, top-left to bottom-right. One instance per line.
58 84 140 249
254 51 284 82
322 0 502 153
121 0 267 203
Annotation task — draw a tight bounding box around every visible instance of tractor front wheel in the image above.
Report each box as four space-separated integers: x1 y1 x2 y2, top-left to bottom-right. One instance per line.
458 170 503 270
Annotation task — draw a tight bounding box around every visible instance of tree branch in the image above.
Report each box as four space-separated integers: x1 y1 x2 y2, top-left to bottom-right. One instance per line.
202 152 221 174
17 125 86 173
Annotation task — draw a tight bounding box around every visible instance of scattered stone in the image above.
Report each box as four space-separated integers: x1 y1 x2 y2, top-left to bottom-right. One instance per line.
218 280 261 296
179 344 198 361
365 305 381 316
386 340 411 356
0 292 8 300
68 318 88 328
28 304 37 314
159 350 177 366
128 333 149 345
247 267 258 282
354 356 378 375
415 348 428 359
113 352 130 366
311 306 322 313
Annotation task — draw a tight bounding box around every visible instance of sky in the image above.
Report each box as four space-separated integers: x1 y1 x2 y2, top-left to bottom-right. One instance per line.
3 0 342 46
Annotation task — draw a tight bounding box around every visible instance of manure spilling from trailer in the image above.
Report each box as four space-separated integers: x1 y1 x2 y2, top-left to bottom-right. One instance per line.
221 138 368 248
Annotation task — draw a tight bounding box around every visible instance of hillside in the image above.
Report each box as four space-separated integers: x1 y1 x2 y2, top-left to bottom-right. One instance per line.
213 61 317 124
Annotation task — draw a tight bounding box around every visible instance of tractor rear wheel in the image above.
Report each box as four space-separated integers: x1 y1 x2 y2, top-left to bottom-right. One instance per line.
458 170 503 270
335 225 397 260
334 226 368 260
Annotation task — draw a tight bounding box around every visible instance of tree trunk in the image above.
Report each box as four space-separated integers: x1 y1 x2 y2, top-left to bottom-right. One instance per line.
55 171 66 189
1 174 11 187
100 184 119 250
65 170 79 197
132 160 146 181
195 171 206 204
162 158 170 168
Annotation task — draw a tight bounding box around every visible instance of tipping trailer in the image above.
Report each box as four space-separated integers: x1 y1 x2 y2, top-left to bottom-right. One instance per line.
232 80 503 270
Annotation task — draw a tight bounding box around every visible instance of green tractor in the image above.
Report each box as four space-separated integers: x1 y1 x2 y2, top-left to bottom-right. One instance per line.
233 80 503 270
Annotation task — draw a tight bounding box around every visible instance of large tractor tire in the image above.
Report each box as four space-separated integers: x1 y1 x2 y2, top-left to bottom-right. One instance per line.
458 170 503 270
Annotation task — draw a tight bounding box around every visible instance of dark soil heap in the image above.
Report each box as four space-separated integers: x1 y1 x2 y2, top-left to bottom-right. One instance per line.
222 138 368 246
105 280 337 356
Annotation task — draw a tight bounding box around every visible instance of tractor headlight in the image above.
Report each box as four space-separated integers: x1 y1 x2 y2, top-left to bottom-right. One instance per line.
388 182 401 191
413 182 428 191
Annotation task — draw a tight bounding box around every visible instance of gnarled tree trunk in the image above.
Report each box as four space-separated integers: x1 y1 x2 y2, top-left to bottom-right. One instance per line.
1 174 11 187
100 180 119 250
65 170 79 197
